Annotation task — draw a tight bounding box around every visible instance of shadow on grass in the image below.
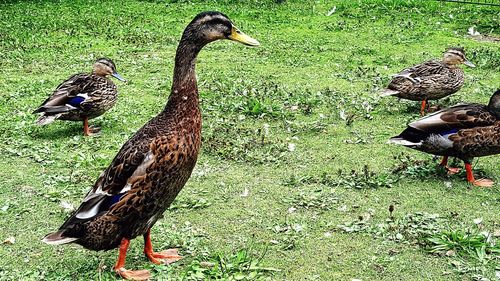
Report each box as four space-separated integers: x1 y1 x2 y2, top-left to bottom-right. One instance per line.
31 124 83 140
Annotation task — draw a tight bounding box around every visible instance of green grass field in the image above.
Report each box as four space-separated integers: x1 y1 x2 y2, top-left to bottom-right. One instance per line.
0 0 499 280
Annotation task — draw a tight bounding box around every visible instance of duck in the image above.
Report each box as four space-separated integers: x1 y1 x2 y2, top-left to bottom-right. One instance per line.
33 58 126 136
389 89 499 187
382 47 475 116
42 11 259 280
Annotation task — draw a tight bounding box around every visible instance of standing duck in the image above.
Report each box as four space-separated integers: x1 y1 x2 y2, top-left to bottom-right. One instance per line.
42 12 259 280
389 90 499 187
382 47 475 116
33 58 126 136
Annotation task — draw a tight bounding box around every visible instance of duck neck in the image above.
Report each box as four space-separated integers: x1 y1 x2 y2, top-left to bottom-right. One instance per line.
165 37 204 111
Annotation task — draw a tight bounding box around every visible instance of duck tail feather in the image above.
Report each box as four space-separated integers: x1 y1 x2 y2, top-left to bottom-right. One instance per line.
36 114 60 125
381 88 399 97
388 136 421 147
35 105 75 114
42 230 78 245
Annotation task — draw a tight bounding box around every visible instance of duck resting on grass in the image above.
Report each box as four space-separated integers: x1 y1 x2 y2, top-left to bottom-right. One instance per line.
42 12 259 280
33 58 126 136
382 47 475 116
389 90 499 187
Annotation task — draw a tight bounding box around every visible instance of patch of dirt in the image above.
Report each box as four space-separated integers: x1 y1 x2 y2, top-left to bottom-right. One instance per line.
469 34 500 43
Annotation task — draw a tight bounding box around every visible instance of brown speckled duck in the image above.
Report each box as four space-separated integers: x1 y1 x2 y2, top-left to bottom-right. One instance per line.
382 47 475 116
390 90 500 187
42 12 259 280
33 58 126 136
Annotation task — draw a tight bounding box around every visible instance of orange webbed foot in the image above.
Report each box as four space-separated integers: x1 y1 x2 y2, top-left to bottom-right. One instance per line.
115 268 151 280
89 125 101 134
84 126 101 136
472 179 494 187
145 248 182 265
445 167 461 175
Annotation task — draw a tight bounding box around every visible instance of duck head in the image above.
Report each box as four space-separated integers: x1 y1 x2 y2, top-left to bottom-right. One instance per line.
442 47 475 68
488 89 500 118
92 58 126 82
182 11 260 47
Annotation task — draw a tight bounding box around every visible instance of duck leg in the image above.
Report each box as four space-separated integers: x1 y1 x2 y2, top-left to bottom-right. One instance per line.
439 156 460 175
83 117 91 136
465 162 494 187
143 229 182 265
420 100 427 116
83 117 101 136
113 238 151 281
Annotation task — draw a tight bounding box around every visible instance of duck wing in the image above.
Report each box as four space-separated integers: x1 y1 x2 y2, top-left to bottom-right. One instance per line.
386 61 445 88
33 73 94 114
449 122 500 157
67 137 153 224
401 60 446 78
43 127 166 244
409 103 495 133
390 103 496 145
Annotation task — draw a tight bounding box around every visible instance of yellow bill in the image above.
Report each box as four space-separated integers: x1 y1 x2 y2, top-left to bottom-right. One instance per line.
228 25 260 47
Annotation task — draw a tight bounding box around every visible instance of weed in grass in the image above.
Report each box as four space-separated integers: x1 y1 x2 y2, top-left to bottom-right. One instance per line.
392 153 445 178
337 211 446 244
334 166 399 189
169 197 211 212
426 229 499 279
336 217 371 234
169 189 212 212
270 218 307 251
284 117 329 135
283 166 398 190
203 119 289 164
282 188 340 212
282 174 316 188
391 153 490 182
469 46 500 71
335 94 380 126
377 212 446 245
175 247 279 281
337 211 499 279
426 230 499 265
203 80 291 121
204 80 331 122
344 130 373 144
154 221 208 256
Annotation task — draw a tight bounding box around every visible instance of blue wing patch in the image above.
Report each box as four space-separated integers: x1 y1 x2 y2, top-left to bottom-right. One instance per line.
110 193 124 205
439 128 458 136
100 193 125 212
68 96 86 107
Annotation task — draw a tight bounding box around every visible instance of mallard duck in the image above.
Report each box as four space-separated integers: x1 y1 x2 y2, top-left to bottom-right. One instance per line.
382 47 475 116
42 12 259 280
33 58 126 136
390 90 499 187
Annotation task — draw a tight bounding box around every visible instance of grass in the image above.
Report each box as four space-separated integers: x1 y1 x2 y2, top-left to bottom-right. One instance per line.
0 0 499 280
